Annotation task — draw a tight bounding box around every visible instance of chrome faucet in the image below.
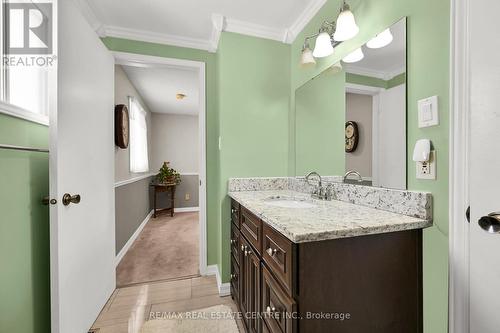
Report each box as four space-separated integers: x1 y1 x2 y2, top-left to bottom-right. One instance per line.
343 170 363 183
305 172 335 200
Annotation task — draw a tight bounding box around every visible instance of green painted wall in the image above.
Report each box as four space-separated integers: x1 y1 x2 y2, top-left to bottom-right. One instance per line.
0 114 50 333
217 32 290 279
289 0 450 332
295 70 345 175
102 37 222 269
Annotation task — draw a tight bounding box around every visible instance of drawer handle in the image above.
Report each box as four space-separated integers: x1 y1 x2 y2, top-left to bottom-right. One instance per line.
230 239 236 245
266 306 276 314
266 247 278 256
241 245 246 251
231 273 238 280
231 208 236 214
244 249 252 256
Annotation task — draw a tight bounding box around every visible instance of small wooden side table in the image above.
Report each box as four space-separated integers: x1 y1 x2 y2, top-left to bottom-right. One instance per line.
150 183 176 218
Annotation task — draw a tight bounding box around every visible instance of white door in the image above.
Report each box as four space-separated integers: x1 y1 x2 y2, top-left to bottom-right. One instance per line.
469 0 500 331
49 1 115 332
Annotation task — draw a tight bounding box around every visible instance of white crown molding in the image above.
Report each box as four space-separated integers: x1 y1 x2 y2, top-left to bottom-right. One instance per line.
224 18 288 43
101 25 213 51
74 0 325 51
345 65 406 81
286 0 327 43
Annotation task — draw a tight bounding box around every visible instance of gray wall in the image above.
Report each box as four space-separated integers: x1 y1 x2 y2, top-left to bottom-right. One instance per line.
115 177 153 254
345 93 373 178
151 174 199 209
150 113 199 174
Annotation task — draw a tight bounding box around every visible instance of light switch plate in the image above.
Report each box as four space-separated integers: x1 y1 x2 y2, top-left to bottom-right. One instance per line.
418 96 439 128
416 151 436 180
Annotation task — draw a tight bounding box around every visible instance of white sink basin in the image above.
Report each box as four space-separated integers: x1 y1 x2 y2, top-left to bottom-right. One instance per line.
263 197 316 209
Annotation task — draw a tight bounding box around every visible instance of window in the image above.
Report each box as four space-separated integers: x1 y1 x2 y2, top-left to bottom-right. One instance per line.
0 1 51 125
129 96 149 173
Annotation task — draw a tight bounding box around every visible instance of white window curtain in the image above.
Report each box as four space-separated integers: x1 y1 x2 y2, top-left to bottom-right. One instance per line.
129 96 149 173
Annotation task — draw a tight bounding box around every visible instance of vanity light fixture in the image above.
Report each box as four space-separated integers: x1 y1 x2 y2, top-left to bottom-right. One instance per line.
300 39 316 67
333 1 360 42
366 28 393 49
329 62 343 74
299 1 358 66
342 48 364 63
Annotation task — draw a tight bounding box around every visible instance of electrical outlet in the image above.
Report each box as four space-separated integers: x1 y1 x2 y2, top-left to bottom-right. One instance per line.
416 151 436 180
185 193 190 201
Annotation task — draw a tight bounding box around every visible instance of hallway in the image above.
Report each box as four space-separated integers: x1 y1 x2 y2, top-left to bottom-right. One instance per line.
116 212 199 287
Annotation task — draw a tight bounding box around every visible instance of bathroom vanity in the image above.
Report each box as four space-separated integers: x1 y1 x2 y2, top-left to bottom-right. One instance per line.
228 182 432 333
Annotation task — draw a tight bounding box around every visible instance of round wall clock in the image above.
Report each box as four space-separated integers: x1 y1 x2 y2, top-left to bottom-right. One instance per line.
345 121 359 153
115 104 129 149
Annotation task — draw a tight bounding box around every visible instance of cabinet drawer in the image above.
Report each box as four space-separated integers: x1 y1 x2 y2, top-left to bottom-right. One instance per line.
230 223 240 265
263 223 295 296
262 265 296 333
231 199 240 228
230 255 239 303
240 207 262 255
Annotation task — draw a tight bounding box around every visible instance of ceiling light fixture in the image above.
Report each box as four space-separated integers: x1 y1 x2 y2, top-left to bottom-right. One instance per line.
299 1 358 66
342 48 364 63
366 28 393 49
333 1 360 42
176 93 186 100
300 39 316 67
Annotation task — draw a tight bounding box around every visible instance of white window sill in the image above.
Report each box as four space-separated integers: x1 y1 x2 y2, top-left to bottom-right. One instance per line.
0 101 49 126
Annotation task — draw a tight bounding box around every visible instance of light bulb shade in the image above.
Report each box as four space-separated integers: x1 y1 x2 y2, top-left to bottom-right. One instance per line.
366 28 393 49
333 8 359 41
342 48 364 63
300 47 316 67
313 32 334 58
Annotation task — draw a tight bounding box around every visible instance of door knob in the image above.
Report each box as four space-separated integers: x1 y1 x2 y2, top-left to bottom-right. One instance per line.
478 212 500 234
62 193 81 206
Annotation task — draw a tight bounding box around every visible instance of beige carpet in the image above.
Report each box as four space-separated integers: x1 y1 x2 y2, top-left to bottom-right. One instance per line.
140 305 239 333
117 212 199 287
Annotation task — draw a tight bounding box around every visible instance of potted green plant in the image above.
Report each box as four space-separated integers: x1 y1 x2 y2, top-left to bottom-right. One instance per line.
157 162 181 185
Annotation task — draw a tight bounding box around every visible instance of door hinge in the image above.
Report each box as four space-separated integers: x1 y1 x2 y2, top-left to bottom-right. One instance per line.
466 206 470 223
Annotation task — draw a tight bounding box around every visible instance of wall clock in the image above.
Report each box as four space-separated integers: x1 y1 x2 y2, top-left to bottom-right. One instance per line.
115 104 129 149
345 121 359 153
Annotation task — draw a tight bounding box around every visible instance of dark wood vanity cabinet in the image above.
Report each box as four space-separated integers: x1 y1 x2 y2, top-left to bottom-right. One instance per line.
230 199 423 333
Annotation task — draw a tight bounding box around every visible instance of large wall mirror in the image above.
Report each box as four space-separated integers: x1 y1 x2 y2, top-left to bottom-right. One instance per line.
295 17 407 190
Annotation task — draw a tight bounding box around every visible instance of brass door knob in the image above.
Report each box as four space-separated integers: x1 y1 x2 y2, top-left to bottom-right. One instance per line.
62 193 81 206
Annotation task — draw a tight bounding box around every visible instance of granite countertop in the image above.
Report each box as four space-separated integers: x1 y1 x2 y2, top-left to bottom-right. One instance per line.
228 190 432 243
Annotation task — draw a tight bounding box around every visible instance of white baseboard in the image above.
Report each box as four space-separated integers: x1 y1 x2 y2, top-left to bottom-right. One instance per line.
205 264 231 297
174 206 199 213
115 210 153 267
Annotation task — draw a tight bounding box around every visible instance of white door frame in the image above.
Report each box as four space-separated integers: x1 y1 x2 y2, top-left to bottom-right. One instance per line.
449 0 470 332
112 51 208 275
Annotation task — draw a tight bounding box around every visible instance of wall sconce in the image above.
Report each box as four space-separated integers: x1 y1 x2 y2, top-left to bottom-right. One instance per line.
300 1 359 66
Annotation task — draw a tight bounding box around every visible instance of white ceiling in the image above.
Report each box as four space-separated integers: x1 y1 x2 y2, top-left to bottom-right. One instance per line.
76 0 327 51
344 19 406 80
122 65 199 116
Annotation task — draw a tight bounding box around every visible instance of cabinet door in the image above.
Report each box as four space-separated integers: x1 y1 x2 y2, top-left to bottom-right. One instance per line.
239 237 250 329
240 236 262 333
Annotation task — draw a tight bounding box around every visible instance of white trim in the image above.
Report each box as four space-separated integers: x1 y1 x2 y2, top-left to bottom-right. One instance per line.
114 172 155 188
0 101 49 126
345 66 406 81
112 51 209 278
115 210 154 267
102 25 213 51
224 18 287 43
449 0 470 332
174 207 199 213
345 83 384 96
209 14 225 53
205 265 231 296
180 172 199 176
72 0 105 34
286 0 328 43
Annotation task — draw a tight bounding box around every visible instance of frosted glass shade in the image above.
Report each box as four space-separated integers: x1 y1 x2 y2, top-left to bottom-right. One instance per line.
342 48 364 63
333 8 359 41
300 47 316 67
330 62 343 74
313 32 334 58
366 28 393 49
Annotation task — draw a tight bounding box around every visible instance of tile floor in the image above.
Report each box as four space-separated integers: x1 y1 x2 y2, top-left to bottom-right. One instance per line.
91 275 243 332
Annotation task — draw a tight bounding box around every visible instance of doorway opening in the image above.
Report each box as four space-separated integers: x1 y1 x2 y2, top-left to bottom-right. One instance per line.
112 52 207 287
